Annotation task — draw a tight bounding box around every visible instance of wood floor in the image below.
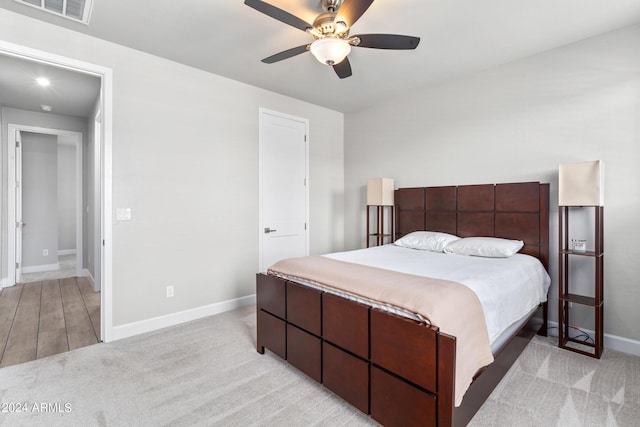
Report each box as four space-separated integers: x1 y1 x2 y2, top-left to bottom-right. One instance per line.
0 277 100 368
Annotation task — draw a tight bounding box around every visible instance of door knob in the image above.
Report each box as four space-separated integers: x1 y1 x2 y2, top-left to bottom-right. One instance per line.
264 227 277 233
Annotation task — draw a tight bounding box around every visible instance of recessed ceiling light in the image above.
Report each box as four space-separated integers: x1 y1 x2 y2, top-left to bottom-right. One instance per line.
36 77 50 87
40 105 53 112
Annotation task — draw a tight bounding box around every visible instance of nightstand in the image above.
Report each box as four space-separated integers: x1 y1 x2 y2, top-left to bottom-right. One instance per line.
558 205 604 358
366 205 394 247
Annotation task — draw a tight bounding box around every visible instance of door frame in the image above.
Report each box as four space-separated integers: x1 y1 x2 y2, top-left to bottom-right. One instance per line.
258 108 310 272
0 40 114 342
8 126 83 284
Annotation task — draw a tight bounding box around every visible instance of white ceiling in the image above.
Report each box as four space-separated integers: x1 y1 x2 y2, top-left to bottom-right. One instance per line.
1 0 639 115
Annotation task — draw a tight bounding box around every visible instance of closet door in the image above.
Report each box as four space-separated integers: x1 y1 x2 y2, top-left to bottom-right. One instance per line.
259 108 309 272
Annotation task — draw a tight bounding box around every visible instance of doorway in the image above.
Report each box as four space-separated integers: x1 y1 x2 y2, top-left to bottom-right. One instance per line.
0 40 113 343
258 108 309 272
8 127 84 285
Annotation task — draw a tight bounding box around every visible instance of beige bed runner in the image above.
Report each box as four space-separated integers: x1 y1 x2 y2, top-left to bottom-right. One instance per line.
268 255 494 407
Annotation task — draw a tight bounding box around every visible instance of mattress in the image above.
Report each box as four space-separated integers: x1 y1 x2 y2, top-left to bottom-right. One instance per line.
279 244 551 350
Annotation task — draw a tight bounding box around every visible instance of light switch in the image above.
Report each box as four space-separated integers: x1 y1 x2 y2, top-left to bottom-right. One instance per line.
116 208 132 221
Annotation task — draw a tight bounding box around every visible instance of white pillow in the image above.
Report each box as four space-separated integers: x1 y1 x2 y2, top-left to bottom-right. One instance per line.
443 237 524 258
394 231 460 253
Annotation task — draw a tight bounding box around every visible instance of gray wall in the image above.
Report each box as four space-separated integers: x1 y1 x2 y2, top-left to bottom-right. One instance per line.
344 25 640 342
21 132 58 268
57 141 76 252
0 9 345 326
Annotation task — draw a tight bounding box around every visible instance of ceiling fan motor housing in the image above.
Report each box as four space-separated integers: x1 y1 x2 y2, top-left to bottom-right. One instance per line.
313 12 344 36
322 0 343 12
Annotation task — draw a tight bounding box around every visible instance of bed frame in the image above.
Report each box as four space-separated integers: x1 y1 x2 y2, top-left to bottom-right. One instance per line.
256 182 549 426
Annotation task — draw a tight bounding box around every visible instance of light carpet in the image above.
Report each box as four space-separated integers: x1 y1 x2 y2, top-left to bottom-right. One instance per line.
0 305 638 426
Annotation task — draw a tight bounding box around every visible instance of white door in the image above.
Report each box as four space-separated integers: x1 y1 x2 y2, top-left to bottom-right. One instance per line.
259 109 309 272
15 130 23 283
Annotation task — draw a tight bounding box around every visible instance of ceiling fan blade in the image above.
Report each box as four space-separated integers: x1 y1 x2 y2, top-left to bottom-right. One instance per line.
262 45 309 64
333 57 352 79
335 0 374 28
354 34 420 50
244 0 312 32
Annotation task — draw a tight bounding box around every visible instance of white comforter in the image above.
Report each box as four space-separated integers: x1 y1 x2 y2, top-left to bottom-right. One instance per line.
324 244 551 346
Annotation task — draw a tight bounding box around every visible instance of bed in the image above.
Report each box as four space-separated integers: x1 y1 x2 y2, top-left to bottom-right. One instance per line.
256 181 550 426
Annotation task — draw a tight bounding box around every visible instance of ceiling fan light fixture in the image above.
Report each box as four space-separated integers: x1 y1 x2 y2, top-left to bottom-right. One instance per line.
334 20 348 35
310 38 351 66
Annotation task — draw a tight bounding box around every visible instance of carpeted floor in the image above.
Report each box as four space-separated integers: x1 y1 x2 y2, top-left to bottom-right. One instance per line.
0 305 638 426
469 334 640 426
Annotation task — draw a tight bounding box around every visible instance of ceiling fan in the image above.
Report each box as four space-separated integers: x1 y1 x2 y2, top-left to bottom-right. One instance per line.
244 0 420 79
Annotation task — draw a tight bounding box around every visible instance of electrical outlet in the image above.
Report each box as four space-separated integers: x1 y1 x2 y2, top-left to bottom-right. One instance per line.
43 249 49 256
166 285 174 298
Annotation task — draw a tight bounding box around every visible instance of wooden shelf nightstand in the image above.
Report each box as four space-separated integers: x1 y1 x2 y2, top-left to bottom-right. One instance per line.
366 205 395 247
558 205 604 358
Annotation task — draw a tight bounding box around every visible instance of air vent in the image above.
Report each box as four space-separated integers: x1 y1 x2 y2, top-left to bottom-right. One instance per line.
15 0 94 24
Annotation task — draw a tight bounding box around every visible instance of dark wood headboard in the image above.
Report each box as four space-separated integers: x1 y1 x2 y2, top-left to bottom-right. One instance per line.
395 182 550 270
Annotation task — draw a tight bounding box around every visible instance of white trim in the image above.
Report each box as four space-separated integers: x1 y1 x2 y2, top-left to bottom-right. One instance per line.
547 320 640 357
7 125 83 283
0 40 113 343
102 67 114 342
111 294 257 341
22 263 60 274
58 249 77 256
91 107 101 293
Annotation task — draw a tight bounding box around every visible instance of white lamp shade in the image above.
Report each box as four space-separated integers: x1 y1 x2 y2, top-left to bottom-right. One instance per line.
559 160 605 206
310 38 351 65
367 178 394 206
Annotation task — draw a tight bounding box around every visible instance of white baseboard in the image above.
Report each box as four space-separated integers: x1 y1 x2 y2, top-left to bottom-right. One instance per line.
22 262 60 274
84 269 100 292
84 269 95 284
111 294 257 341
58 249 77 256
547 320 640 357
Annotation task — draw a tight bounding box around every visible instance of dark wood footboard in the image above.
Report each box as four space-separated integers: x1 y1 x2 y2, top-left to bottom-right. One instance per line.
257 273 456 426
